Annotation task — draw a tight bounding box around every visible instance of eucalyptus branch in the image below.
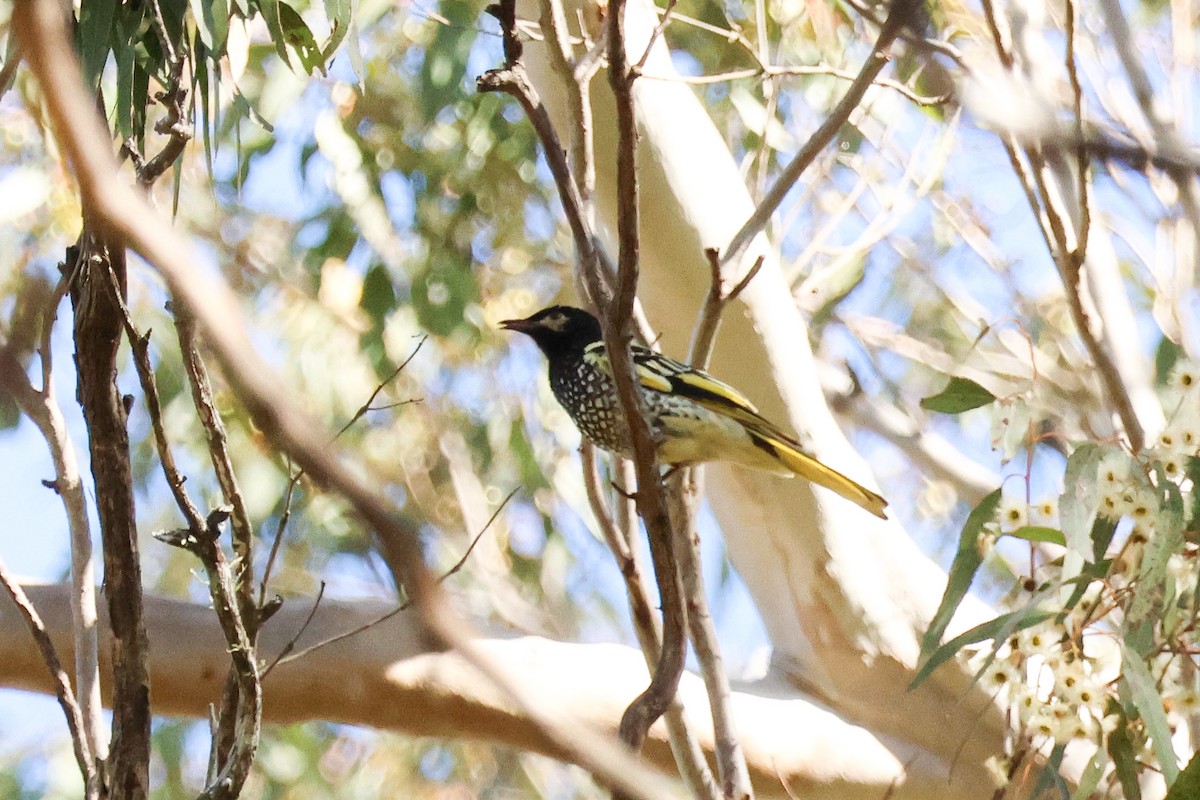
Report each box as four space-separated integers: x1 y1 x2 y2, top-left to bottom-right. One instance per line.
978 0 1146 452
173 308 258 622
583 448 721 800
266 487 517 673
0 557 98 798
155 508 260 800
603 0 687 759
722 0 925 268
0 277 104 763
672 249 760 800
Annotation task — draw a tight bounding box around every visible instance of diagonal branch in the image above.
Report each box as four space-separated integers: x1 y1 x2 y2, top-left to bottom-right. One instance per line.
721 0 925 267
0 559 97 798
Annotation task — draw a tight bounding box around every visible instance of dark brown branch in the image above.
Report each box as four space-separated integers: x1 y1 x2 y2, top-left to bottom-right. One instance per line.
0 557 98 798
605 0 686 759
173 308 257 625
70 227 150 800
267 487 517 672
155 508 260 800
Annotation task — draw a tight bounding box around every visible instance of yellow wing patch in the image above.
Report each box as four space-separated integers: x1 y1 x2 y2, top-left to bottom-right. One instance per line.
584 342 760 413
671 369 759 414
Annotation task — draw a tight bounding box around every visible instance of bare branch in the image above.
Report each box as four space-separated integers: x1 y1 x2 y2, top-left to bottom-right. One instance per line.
603 0 687 758
0 558 98 798
155 508 260 800
174 308 258 626
270 487 517 671
722 0 925 267
583 448 721 800
0 279 105 762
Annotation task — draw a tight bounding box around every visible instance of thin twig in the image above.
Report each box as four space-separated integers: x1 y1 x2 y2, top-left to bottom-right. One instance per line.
637 63 949 107
113 305 207 534
259 336 428 605
174 308 257 624
260 582 326 677
266 488 518 672
675 251 759 800
0 556 98 798
721 0 924 267
632 0 677 71
336 336 428 438
689 249 764 369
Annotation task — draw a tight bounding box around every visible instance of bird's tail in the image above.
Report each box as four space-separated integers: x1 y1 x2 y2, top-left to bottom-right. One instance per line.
748 429 889 519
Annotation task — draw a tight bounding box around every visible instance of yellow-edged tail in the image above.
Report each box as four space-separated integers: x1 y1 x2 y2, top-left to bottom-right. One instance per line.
750 431 888 519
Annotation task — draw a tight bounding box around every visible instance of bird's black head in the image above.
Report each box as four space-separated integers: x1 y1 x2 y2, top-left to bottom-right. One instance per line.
500 305 602 359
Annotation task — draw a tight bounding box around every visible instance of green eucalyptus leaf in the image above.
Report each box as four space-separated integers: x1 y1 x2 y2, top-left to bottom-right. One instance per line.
78 0 118 89
1121 651 1179 783
322 0 352 59
1167 750 1200 800
911 607 1055 690
919 376 996 414
1107 713 1142 800
1004 525 1066 546
1069 745 1106 800
917 489 1000 670
189 0 230 55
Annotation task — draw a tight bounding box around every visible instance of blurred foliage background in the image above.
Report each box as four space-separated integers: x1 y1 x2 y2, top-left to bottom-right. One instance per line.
0 0 1195 794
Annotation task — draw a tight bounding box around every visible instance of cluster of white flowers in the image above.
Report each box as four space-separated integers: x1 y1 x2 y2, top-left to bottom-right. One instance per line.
1154 360 1200 484
1095 452 1160 559
994 493 1058 533
974 622 1115 786
976 492 1059 556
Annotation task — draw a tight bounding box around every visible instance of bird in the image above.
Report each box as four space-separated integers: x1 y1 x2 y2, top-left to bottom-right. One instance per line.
501 305 888 518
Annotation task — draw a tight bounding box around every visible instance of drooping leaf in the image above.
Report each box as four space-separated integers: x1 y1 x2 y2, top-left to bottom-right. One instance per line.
1107 712 1142 800
114 26 136 140
1121 650 1179 783
1058 443 1104 605
78 0 119 89
1031 744 1069 800
911 606 1055 690
1069 744 1107 800
917 489 1000 668
278 2 326 75
322 0 352 59
1128 469 1184 641
189 0 231 55
919 376 996 414
347 15 365 90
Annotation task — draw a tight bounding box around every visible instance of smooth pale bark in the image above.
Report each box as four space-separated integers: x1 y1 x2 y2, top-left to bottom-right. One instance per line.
516 0 1006 793
2 585 986 799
